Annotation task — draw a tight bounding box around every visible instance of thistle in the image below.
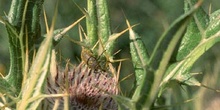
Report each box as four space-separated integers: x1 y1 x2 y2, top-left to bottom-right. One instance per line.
1 0 220 110
44 57 118 110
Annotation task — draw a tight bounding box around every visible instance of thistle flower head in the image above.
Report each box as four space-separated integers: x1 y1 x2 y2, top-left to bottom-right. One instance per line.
44 62 118 110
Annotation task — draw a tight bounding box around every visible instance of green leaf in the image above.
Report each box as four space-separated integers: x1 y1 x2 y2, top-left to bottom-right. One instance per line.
86 0 98 46
96 0 111 44
177 0 209 61
176 72 201 86
3 19 22 94
160 1 220 94
39 15 86 46
205 9 220 38
126 20 149 100
40 28 64 46
3 0 44 94
17 1 57 108
159 0 209 90
0 78 16 94
17 27 53 109
8 0 43 62
112 95 136 110
132 1 202 109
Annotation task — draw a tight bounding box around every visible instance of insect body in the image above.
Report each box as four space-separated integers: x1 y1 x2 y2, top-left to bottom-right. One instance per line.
81 47 110 72
81 48 102 71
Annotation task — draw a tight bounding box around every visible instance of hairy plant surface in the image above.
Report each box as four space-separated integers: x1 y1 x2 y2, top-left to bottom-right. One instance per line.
0 0 220 110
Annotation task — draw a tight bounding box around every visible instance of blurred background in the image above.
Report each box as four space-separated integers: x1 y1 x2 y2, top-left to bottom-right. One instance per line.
0 0 220 109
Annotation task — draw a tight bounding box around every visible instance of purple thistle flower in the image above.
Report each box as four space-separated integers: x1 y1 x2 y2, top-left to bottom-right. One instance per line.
43 62 118 110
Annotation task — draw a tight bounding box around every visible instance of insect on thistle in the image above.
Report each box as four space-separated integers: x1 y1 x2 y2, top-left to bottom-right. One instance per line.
81 47 108 72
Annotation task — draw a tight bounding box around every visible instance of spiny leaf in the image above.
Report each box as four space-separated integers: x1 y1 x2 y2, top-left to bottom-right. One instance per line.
0 78 16 94
175 72 201 86
105 23 138 57
96 0 111 44
133 1 202 109
125 19 149 101
161 0 220 95
177 0 209 61
39 15 86 46
17 1 58 109
18 27 53 109
53 16 86 43
205 9 220 38
112 95 136 110
3 16 22 95
3 0 44 94
86 0 98 46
